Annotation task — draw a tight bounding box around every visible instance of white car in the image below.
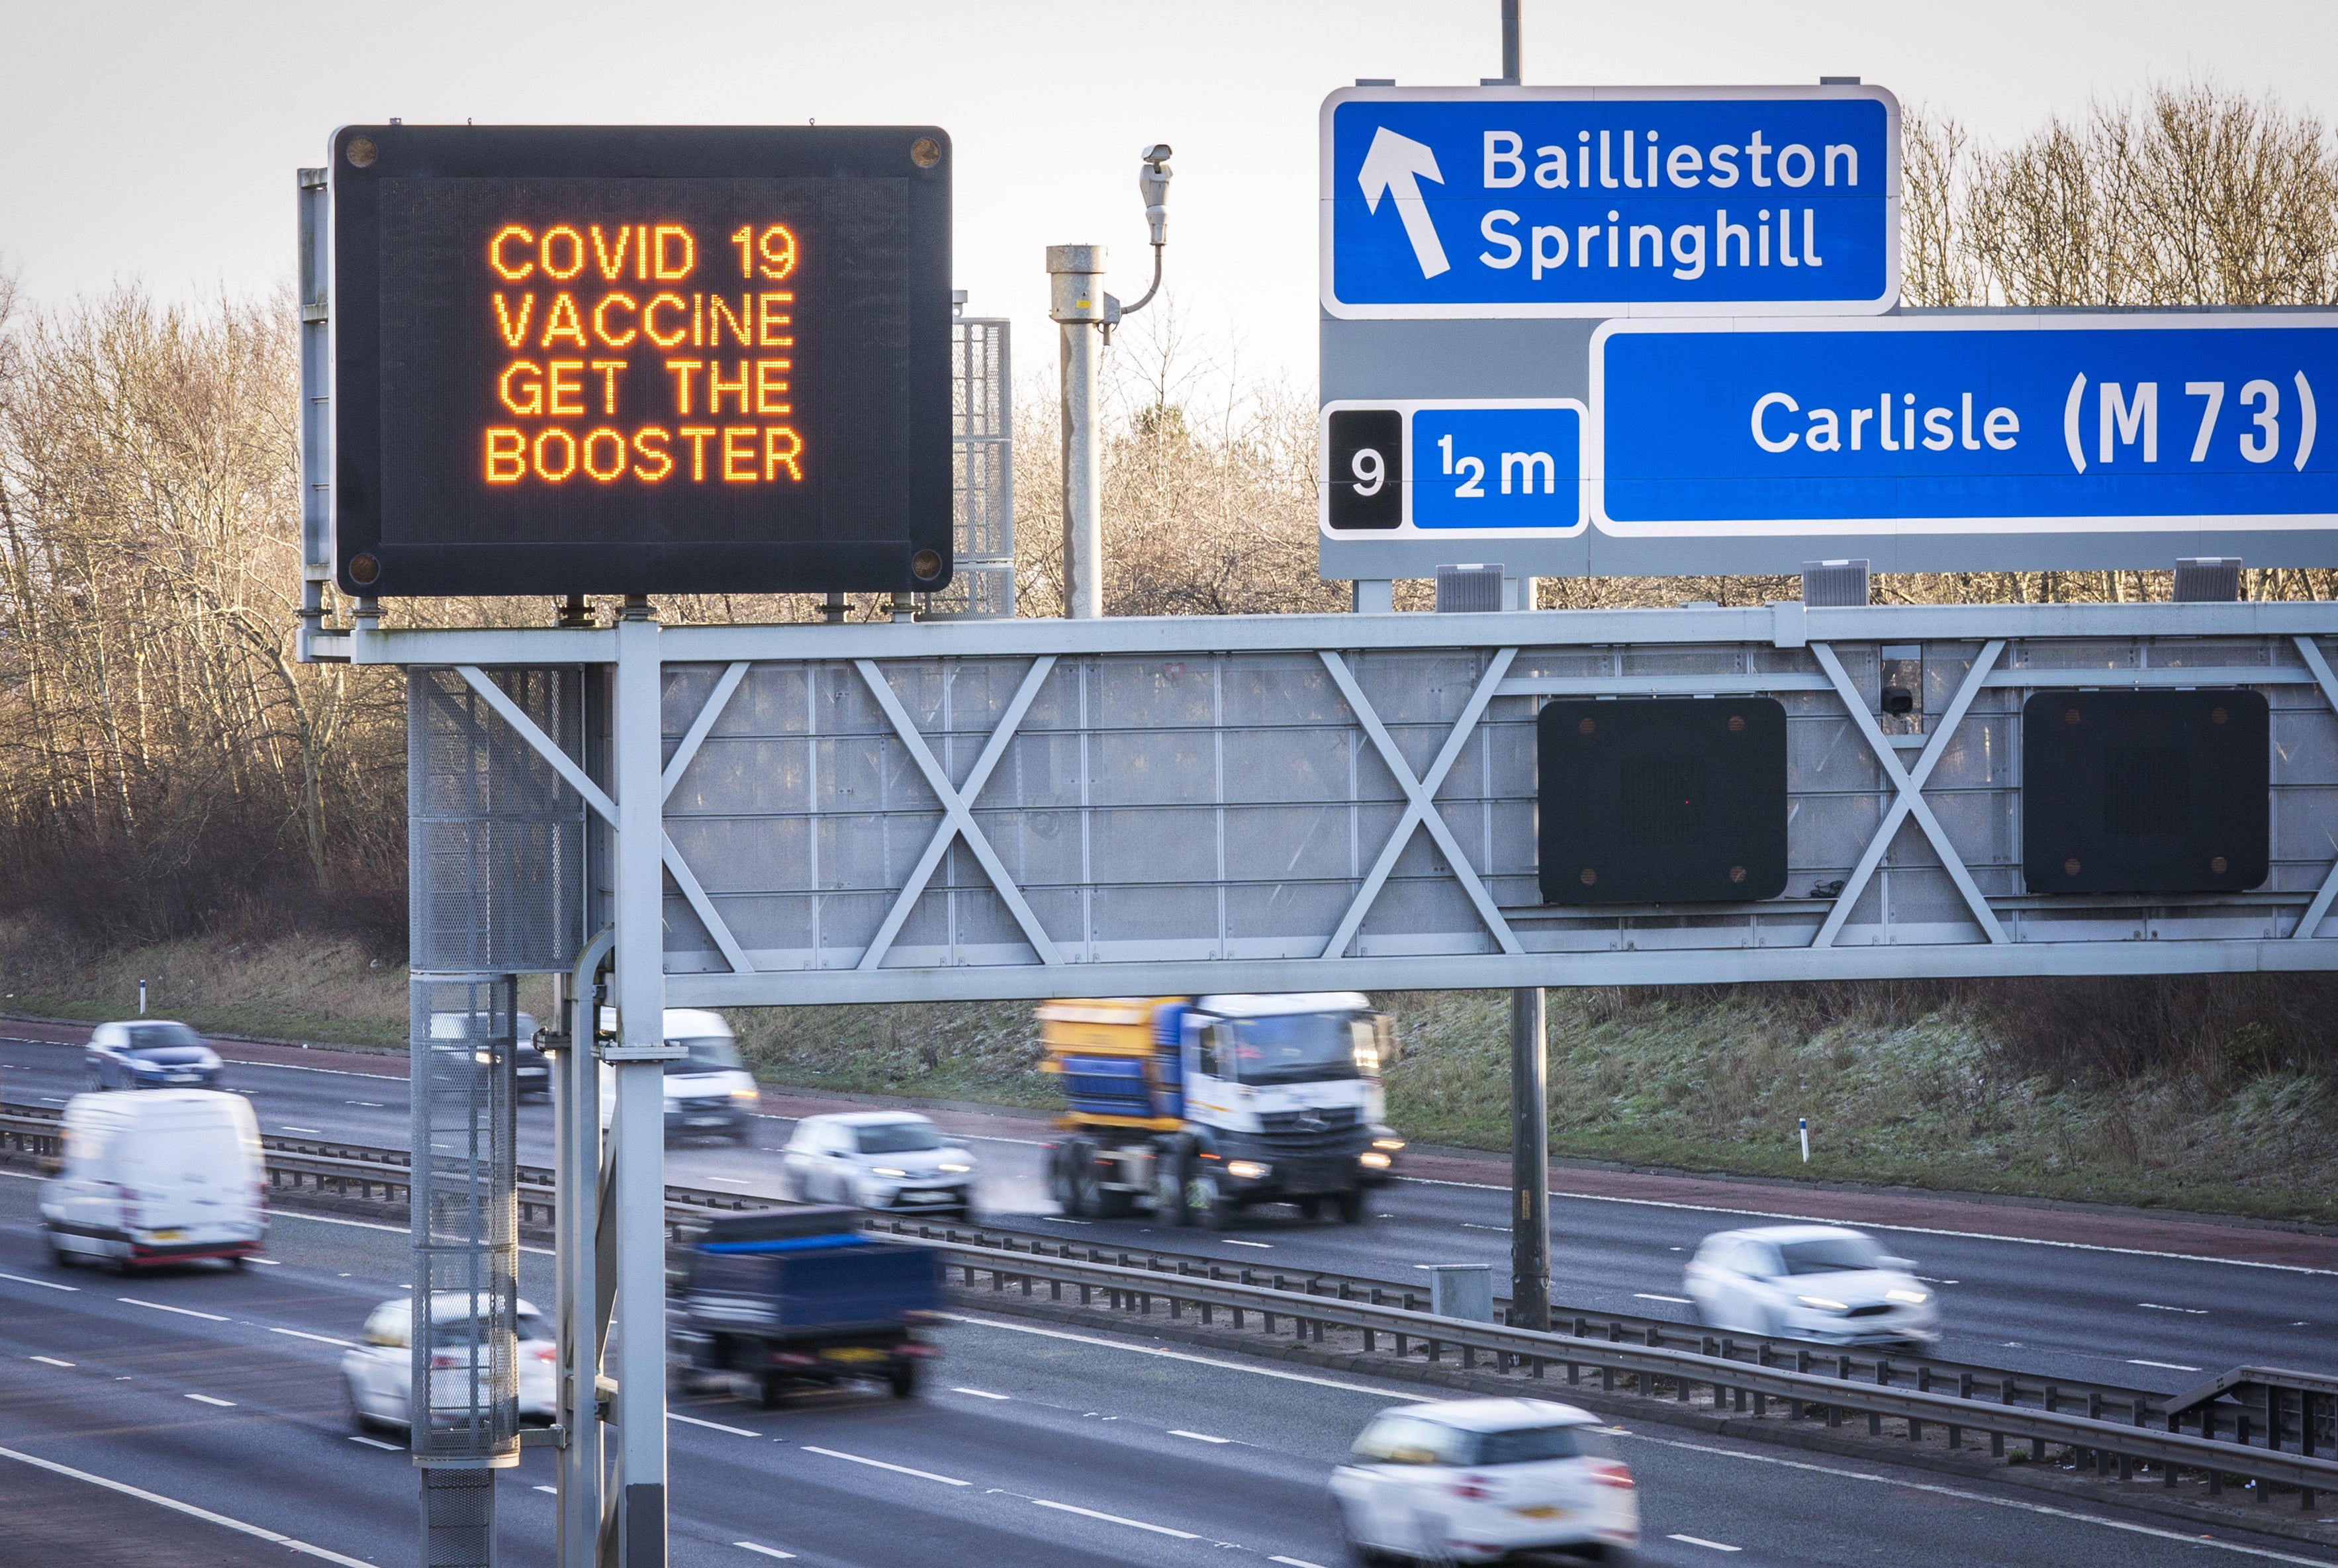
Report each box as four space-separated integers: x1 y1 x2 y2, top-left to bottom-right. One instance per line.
1331 1397 1638 1566
343 1294 557 1433
782 1111 976 1219
1683 1224 1940 1346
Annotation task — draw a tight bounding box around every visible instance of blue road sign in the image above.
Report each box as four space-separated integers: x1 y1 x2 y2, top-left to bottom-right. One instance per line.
1592 316 2338 562
1321 85 1899 320
1321 401 1584 537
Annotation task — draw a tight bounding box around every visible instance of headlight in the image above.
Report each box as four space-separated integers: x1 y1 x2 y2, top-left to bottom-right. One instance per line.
1796 1295 1849 1313
729 1085 757 1101
1225 1160 1270 1180
939 1162 971 1174
1372 1138 1405 1152
1359 1151 1391 1169
1885 1288 1930 1305
871 1167 908 1179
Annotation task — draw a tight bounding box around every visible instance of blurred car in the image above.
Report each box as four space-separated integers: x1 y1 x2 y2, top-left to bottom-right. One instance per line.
1331 1397 1639 1565
512 1012 547 1099
1683 1224 1939 1347
782 1111 976 1219
40 1088 265 1271
84 1020 222 1091
594 1007 758 1142
343 1293 556 1433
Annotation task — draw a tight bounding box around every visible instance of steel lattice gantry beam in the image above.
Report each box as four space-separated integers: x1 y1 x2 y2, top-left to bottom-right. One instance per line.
352 600 2338 1003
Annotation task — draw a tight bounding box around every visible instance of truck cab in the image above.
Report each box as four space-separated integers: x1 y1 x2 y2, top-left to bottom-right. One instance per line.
1041 992 1402 1227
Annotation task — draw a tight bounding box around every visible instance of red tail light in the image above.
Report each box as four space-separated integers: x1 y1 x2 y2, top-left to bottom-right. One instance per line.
1450 1475 1495 1500
532 1347 557 1363
1590 1461 1636 1489
430 1354 460 1369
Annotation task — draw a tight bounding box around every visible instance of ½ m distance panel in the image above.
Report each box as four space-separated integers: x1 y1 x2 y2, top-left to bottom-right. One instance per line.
1537 698 1788 905
2021 690 2270 894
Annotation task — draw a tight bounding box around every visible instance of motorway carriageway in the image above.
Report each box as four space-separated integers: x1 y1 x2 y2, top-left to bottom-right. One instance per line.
5 1030 2335 1399
3 1177 2335 1568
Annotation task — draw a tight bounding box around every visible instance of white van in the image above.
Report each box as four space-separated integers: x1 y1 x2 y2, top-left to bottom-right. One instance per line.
594 1007 757 1142
40 1089 266 1271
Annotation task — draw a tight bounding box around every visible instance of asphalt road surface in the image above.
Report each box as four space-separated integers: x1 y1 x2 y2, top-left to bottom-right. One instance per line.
3 1172 2333 1568
5 1031 2333 1404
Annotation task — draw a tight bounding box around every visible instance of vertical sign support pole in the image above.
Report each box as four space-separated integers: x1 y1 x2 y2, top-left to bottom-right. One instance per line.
295 167 332 663
1048 246 1105 620
1499 0 1521 84
554 930 612 1568
1508 986 1551 1331
608 600 671 1567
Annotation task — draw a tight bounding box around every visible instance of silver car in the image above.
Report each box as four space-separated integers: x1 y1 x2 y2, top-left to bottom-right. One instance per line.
1683 1224 1939 1346
782 1111 976 1219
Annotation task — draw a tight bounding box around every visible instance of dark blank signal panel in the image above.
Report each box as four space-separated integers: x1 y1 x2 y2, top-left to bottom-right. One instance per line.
1538 698 1788 905
2021 690 2268 894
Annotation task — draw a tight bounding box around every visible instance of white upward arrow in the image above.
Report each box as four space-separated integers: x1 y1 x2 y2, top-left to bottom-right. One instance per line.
1358 126 1450 279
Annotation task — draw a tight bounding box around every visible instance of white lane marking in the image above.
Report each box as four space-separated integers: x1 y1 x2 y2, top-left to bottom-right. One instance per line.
939 1313 1432 1401
1270 1557 1331 1568
40 1095 66 1103
350 1436 402 1452
1395 1174 2338 1277
534 1484 557 1494
734 1543 798 1559
244 1258 281 1266
951 1387 1011 1400
348 1101 386 1107
31 1356 74 1367
280 1126 324 1134
672 1412 761 1438
0 1269 78 1291
1670 1535 1744 1552
1634 1293 1693 1305
1623 1431 2338 1565
1220 1239 1272 1249
1458 1222 1509 1232
704 1177 753 1187
2128 1359 2203 1371
2137 1303 2209 1314
269 1326 358 1348
1169 1429 1230 1444
184 1393 237 1407
800 1445 968 1486
1031 1497 1199 1539
0 1442 375 1567
120 1297 229 1322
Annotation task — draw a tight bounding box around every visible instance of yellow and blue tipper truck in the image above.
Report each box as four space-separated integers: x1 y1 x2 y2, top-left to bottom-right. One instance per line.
1035 993 1405 1227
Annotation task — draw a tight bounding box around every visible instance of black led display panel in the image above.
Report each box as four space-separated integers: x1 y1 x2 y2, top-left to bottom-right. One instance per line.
330 124 952 597
1537 698 1788 904
2020 690 2268 894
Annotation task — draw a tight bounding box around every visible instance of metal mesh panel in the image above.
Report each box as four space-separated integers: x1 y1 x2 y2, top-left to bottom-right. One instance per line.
410 669 586 972
925 316 1013 619
410 973 520 1467
1435 565 1505 612
420 1467 496 1568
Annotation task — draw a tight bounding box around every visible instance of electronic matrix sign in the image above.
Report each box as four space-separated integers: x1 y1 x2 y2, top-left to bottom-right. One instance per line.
330 124 953 598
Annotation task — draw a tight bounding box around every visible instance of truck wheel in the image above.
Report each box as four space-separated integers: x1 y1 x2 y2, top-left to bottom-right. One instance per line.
1064 1140 1101 1219
1335 1190 1368 1224
888 1361 919 1400
1096 1187 1137 1220
1296 1196 1323 1221
1186 1169 1221 1230
758 1373 788 1409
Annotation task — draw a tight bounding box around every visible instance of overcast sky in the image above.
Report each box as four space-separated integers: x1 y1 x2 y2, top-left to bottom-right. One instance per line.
5 0 2336 389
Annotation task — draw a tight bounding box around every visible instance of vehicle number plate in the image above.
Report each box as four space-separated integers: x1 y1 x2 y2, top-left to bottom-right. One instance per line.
150 1229 183 1241
1515 1506 1565 1519
169 1074 199 1082
821 1346 888 1363
688 1116 724 1125
903 1190 948 1203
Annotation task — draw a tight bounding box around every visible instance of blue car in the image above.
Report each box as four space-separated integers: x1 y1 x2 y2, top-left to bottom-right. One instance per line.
85 1020 224 1091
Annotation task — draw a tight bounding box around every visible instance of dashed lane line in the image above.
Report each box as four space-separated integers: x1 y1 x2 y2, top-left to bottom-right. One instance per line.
951 1387 1011 1400
1031 1497 1199 1540
672 1412 761 1438
1169 1430 1231 1444
1634 1293 1693 1305
1220 1239 1272 1249
268 1326 358 1348
30 1356 74 1367
2128 1358 2203 1371
1670 1535 1744 1552
800 1446 969 1487
734 1543 798 1559
350 1436 402 1452
119 1297 228 1322
0 1443 374 1567
184 1393 236 1407
0 1269 77 1291
1269 1557 1331 1568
